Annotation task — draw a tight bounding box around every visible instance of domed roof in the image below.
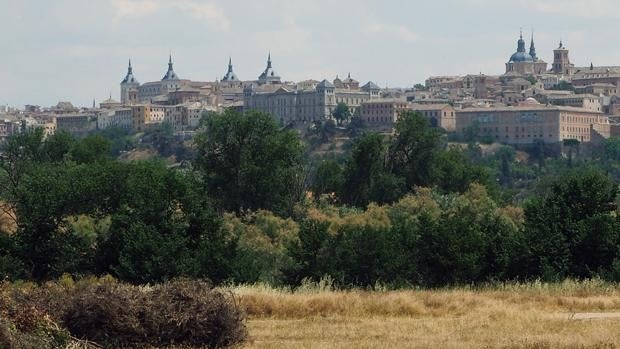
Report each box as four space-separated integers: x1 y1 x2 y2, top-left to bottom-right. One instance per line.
162 55 179 81
510 51 534 63
221 57 239 82
121 59 139 85
509 32 534 63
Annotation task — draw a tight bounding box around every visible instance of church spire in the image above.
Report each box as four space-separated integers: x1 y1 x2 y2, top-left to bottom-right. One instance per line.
529 30 537 60
162 53 179 81
516 29 526 53
122 58 139 84
267 52 272 68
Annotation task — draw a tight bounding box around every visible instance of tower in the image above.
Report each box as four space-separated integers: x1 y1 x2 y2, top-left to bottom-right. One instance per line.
161 53 180 93
120 59 140 104
552 41 574 75
221 57 239 82
529 32 537 61
258 52 281 85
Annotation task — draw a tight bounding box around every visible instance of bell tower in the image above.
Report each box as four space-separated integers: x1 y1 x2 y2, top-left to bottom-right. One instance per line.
552 41 574 75
120 59 140 104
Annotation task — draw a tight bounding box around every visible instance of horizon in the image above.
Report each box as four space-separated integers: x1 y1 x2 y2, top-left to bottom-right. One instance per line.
2 0 620 108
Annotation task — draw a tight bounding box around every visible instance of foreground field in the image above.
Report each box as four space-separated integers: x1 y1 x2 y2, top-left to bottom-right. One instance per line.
232 280 620 349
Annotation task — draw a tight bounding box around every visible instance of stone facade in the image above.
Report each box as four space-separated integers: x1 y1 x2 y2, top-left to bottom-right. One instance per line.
244 79 381 125
455 105 609 145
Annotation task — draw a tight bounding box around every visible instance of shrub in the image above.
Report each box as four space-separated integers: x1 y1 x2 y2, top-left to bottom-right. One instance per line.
62 279 247 348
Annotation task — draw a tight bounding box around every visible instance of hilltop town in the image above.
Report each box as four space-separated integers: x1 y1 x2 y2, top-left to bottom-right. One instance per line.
1 31 620 151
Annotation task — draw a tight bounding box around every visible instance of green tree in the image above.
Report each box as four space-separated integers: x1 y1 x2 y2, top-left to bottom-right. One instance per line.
70 134 112 164
340 133 390 207
347 116 366 138
312 160 344 200
387 111 443 189
194 109 304 216
434 146 492 194
550 81 575 91
523 167 619 280
143 122 175 156
332 102 351 126
97 161 230 284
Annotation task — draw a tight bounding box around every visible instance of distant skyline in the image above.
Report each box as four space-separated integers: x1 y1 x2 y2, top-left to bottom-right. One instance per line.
2 0 620 107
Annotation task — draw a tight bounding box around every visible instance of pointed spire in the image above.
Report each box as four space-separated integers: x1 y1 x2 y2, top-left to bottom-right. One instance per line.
529 30 537 60
127 58 133 74
267 51 272 68
92 98 96 109
348 72 351 79
590 62 594 70
520 27 523 40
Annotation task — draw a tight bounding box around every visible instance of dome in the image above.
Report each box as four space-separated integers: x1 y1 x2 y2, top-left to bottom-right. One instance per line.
509 33 534 63
510 51 534 63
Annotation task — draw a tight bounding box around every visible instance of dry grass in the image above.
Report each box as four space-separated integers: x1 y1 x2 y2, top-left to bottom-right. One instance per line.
229 280 620 348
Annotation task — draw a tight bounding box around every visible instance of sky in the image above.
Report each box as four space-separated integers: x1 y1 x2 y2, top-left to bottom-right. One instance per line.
1 0 620 108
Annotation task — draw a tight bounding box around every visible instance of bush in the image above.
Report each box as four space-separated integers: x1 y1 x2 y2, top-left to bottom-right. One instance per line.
62 279 247 348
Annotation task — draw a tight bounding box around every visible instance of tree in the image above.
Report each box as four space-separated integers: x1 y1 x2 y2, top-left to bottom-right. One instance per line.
347 116 365 138
563 138 580 167
550 81 575 91
194 109 304 216
387 111 443 189
340 133 404 206
145 122 175 156
70 134 112 164
434 146 492 194
97 161 231 284
92 127 135 156
13 161 125 280
312 160 344 200
523 167 619 280
332 102 351 126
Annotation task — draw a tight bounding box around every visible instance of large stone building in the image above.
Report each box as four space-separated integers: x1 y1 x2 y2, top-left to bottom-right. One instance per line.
455 101 610 145
360 101 456 132
244 77 381 125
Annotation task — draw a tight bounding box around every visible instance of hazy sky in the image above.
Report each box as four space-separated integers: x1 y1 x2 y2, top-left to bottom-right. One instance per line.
2 0 620 108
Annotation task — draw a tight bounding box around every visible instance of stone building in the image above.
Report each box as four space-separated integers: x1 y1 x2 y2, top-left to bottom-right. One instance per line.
409 104 456 131
97 108 132 130
360 99 409 132
551 41 575 75
455 102 610 145
55 113 97 137
120 60 139 104
244 78 381 126
545 94 602 112
360 101 456 132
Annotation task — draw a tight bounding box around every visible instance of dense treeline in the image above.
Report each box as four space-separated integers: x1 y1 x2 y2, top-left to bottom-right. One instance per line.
0 109 619 287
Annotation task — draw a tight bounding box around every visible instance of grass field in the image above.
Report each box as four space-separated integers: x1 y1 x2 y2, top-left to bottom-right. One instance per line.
230 280 620 349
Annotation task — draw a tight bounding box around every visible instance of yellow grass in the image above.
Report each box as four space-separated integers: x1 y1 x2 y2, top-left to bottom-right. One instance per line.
228 280 620 348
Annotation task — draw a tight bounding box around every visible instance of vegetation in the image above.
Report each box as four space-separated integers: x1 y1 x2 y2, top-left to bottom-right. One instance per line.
0 110 619 288
236 279 620 348
1 108 620 346
332 102 351 126
0 277 246 348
